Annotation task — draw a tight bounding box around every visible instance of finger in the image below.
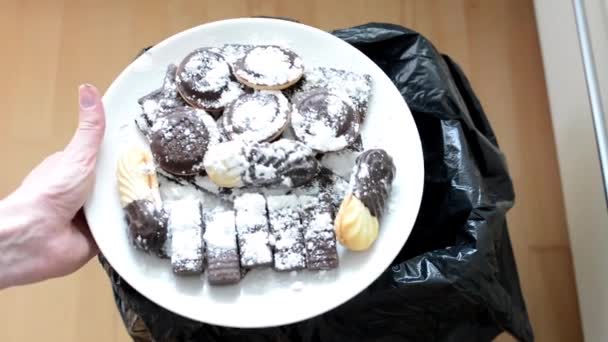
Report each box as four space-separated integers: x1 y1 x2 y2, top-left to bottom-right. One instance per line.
64 84 106 166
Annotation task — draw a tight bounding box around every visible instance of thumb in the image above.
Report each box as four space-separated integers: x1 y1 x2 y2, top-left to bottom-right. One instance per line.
64 84 106 166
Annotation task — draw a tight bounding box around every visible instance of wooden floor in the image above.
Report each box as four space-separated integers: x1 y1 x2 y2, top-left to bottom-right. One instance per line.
0 1 583 341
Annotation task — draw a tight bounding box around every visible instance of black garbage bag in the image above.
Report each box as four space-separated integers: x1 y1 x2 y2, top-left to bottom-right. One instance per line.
100 23 533 342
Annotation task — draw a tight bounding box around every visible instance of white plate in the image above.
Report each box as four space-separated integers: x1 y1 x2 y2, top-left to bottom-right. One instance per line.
86 18 424 328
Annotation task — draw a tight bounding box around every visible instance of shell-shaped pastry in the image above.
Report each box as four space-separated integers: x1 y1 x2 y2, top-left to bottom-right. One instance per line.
334 193 379 251
203 139 320 188
117 147 161 207
203 140 248 188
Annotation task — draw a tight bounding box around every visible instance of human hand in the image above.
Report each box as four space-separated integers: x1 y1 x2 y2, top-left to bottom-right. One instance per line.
0 84 105 289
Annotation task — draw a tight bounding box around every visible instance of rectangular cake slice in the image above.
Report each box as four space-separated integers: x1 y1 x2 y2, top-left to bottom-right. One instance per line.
234 193 273 268
299 194 339 270
266 195 306 271
203 210 241 285
167 198 204 275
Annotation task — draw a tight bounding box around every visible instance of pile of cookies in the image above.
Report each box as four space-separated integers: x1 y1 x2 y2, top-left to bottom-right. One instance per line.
117 44 396 286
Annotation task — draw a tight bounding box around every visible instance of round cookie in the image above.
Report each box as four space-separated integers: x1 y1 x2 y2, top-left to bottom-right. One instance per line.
176 48 243 113
233 45 304 90
220 91 290 143
150 108 218 176
291 89 360 152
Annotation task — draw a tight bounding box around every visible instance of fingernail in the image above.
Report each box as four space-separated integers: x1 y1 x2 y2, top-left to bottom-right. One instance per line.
79 84 97 110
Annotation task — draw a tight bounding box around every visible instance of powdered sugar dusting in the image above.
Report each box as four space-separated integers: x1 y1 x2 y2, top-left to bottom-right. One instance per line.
321 150 361 179
292 169 349 212
197 109 221 145
299 194 339 270
349 150 396 219
124 41 387 283
203 140 249 188
136 64 187 134
234 194 273 267
217 80 244 107
291 91 358 152
142 99 160 116
167 199 204 273
204 210 237 249
158 174 203 201
295 66 372 116
267 195 306 271
182 53 230 93
236 46 304 86
307 120 348 151
217 44 253 66
177 49 245 110
223 91 289 142
240 139 319 188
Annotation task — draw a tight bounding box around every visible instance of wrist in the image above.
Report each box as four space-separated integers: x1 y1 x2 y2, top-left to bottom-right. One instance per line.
0 192 47 289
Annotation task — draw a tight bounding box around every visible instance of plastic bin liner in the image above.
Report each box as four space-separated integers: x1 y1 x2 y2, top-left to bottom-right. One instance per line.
100 23 534 342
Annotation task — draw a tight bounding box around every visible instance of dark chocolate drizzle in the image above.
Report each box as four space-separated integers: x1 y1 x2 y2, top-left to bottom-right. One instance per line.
124 199 168 256
351 149 396 218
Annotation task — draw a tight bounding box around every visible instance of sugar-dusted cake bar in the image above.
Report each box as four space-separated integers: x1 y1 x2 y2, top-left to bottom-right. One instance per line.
266 195 306 271
299 194 339 270
233 193 273 268
204 210 241 285
167 198 204 275
292 168 349 214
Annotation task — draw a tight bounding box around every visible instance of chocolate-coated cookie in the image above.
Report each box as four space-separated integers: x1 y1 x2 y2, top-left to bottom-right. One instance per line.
150 108 218 176
176 48 244 113
124 199 168 256
135 64 188 138
291 88 360 152
220 91 290 143
350 149 396 219
233 45 304 90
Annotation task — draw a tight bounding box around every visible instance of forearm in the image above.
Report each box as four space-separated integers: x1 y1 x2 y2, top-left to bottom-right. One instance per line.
0 193 46 289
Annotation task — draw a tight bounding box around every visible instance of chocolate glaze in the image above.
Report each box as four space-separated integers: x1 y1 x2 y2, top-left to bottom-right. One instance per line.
351 149 396 218
135 64 188 137
291 88 360 151
150 108 212 176
206 248 241 285
300 193 339 270
138 64 187 117
176 48 243 113
124 199 168 256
